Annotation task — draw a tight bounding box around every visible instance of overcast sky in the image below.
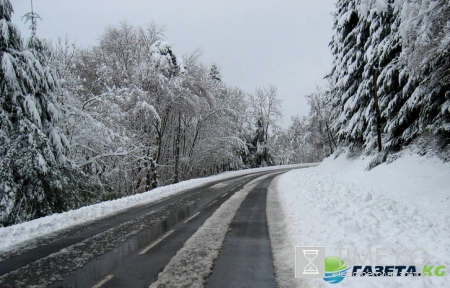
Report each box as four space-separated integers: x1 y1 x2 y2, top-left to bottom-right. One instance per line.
12 0 335 127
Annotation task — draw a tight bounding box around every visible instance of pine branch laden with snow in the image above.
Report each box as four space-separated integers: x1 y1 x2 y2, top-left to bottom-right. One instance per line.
330 0 371 146
397 0 450 136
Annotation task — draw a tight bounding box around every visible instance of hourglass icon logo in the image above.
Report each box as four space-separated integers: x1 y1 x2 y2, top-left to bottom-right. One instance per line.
303 250 319 274
295 246 325 278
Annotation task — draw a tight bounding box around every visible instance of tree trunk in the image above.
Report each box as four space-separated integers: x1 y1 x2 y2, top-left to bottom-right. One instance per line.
149 158 158 189
150 126 162 189
326 127 334 155
326 123 337 151
174 111 182 184
188 124 201 158
373 70 383 152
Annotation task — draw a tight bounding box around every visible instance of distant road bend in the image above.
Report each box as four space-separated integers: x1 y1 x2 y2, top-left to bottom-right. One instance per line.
0 165 314 287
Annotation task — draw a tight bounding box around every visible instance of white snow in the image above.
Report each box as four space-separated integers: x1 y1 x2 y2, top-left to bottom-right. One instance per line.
2 52 17 86
24 95 42 127
357 1 369 17
267 175 304 288
374 0 389 14
1 19 10 43
271 151 450 287
0 164 312 255
135 100 161 124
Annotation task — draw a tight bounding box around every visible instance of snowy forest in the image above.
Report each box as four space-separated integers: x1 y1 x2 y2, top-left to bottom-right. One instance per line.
1 0 449 226
328 0 449 161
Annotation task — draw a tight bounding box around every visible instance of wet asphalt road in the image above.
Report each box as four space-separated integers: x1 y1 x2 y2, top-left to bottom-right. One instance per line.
206 176 277 288
0 167 308 287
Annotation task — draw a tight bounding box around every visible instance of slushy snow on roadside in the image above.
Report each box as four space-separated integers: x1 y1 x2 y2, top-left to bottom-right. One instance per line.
273 151 450 287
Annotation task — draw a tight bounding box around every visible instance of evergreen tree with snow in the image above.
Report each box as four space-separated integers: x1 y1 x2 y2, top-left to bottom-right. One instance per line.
329 0 371 148
330 0 419 152
150 40 180 78
242 118 275 168
396 0 450 148
0 0 79 226
358 0 408 151
209 64 222 82
329 0 449 157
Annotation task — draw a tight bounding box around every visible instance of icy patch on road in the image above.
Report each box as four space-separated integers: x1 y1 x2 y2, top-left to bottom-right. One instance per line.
150 174 273 288
276 153 450 287
0 164 312 255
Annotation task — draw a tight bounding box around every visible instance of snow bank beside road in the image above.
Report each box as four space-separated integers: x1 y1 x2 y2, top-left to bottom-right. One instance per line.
275 152 450 287
320 153 450 214
267 175 304 288
0 164 312 255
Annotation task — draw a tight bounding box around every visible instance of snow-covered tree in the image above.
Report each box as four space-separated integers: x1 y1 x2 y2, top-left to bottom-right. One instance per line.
57 23 247 189
0 0 80 226
305 88 335 156
395 0 450 145
400 0 450 87
329 0 372 148
329 0 449 157
241 85 282 168
249 85 282 142
358 0 407 151
272 88 334 164
209 63 222 82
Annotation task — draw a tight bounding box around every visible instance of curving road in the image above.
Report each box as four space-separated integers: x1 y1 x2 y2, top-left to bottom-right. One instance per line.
0 166 312 287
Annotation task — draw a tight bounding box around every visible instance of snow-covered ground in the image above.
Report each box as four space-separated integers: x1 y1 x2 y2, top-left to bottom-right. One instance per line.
267 176 304 287
272 151 450 287
0 164 312 255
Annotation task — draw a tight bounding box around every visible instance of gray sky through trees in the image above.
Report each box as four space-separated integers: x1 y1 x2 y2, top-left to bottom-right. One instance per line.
12 0 335 127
